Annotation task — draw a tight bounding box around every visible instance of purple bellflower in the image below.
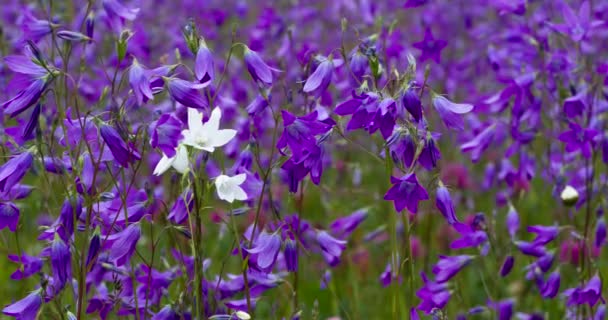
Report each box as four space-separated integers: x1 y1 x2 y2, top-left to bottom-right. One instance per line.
432 95 474 131
99 124 141 168
384 173 429 214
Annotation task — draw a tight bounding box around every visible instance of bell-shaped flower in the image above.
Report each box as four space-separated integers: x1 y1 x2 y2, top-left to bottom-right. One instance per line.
244 46 274 86
129 59 154 106
384 173 429 214
51 234 71 292
182 107 236 152
0 151 34 193
195 40 214 83
108 223 141 266
165 78 209 110
153 144 189 176
149 114 182 157
432 95 473 131
99 124 141 168
316 230 347 267
244 231 281 273
435 182 458 225
215 173 247 203
432 255 473 283
2 289 42 319
303 57 334 97
0 202 20 232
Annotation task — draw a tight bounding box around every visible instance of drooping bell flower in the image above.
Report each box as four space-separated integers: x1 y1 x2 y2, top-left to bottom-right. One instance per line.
303 57 334 97
195 39 214 83
416 273 451 314
102 0 139 32
432 255 474 283
379 263 393 287
329 208 368 239
246 94 269 115
401 87 422 122
435 182 458 225
515 241 547 257
316 230 347 267
150 114 182 157
558 122 599 159
432 95 474 131
0 202 20 232
51 234 71 292
165 78 210 110
108 223 141 266
243 46 274 86
8 254 43 280
181 107 237 152
540 271 560 298
387 129 416 168
461 123 496 163
21 12 54 42
129 59 153 106
527 225 559 245
22 103 41 140
167 190 193 224
244 231 281 273
2 289 42 319
0 151 34 193
384 173 429 214
99 124 141 168
563 90 587 118
419 132 441 170
349 50 368 82
215 173 248 203
2 76 52 117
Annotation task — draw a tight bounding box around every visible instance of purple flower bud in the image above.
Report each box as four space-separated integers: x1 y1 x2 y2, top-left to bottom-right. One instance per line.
595 219 606 249
2 289 42 319
99 124 141 168
499 255 514 277
165 78 210 110
515 241 547 257
528 225 559 245
303 58 334 97
86 229 101 268
85 12 95 40
168 190 193 224
329 208 368 239
432 255 473 283
0 151 34 193
244 46 273 86
109 223 141 266
506 205 519 238
563 90 586 118
246 94 269 115
195 40 214 83
284 236 298 272
316 230 347 267
380 263 392 287
22 103 41 140
435 183 458 225
401 88 422 122
57 30 90 42
540 271 560 298
51 235 71 292
0 202 20 232
432 95 473 131
349 51 368 81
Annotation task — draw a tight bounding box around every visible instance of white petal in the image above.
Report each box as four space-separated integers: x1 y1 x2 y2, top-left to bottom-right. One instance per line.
215 175 229 186
153 154 174 176
232 186 248 201
230 173 247 185
210 129 237 148
172 145 189 173
187 108 204 131
204 107 222 132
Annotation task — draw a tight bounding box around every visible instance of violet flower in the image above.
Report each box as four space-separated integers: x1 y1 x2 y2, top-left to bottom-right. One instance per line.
401 87 423 122
435 182 458 225
129 59 154 106
0 202 20 232
432 255 474 283
329 208 368 239
0 151 34 193
99 124 141 168
195 40 215 83
384 173 429 214
165 78 210 110
108 224 141 266
8 254 43 280
303 57 334 97
316 230 347 267
558 122 599 159
149 114 182 157
413 28 447 63
244 231 281 273
432 95 474 131
2 289 42 319
51 234 71 292
244 46 274 86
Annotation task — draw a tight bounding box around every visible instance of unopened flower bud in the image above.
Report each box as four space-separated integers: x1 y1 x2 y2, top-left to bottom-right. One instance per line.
560 185 579 206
